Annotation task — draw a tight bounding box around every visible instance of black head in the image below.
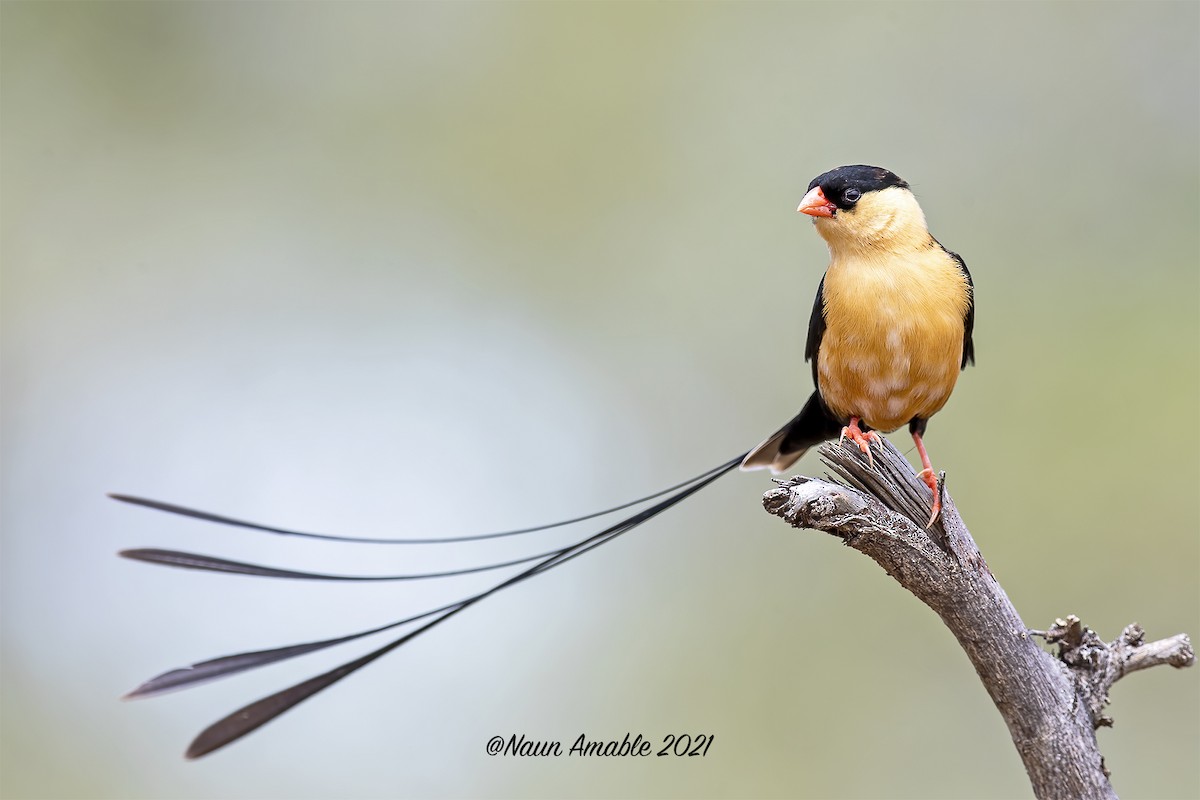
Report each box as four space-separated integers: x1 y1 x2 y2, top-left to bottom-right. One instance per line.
807 165 909 211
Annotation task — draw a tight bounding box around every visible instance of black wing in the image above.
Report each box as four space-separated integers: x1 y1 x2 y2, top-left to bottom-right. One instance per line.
951 251 975 369
935 242 975 369
804 274 827 385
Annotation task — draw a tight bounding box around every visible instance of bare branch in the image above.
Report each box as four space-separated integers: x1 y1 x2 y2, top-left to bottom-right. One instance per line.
1116 627 1195 676
762 438 1193 800
1037 616 1196 730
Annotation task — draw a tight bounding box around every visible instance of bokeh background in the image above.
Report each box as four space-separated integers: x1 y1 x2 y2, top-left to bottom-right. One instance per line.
3 3 1197 798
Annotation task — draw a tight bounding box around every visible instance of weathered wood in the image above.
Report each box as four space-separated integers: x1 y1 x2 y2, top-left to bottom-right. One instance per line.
762 438 1193 800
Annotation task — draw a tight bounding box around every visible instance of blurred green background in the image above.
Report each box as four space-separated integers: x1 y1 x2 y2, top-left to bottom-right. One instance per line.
3 2 1197 798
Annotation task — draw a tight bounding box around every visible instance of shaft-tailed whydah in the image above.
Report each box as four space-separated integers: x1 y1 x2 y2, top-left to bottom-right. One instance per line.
115 165 975 758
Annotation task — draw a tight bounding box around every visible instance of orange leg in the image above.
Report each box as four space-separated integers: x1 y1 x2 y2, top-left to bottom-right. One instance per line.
912 431 941 527
839 416 882 467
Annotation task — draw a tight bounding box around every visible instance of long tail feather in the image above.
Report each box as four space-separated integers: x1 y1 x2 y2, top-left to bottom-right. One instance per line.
123 599 466 700
178 453 747 758
108 458 734 545
118 546 572 582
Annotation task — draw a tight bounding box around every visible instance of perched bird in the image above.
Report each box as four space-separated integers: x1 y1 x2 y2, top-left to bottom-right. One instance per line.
741 164 975 525
114 164 974 757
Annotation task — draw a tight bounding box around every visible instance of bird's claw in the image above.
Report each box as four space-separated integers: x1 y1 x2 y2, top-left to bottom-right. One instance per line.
839 418 881 468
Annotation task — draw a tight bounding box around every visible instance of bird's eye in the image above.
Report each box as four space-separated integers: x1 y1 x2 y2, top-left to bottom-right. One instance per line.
843 188 861 204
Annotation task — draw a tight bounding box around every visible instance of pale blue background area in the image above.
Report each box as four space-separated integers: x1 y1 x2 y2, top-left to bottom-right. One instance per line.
3 2 1197 798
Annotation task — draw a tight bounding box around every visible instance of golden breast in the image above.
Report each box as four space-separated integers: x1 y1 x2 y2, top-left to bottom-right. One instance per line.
816 246 970 433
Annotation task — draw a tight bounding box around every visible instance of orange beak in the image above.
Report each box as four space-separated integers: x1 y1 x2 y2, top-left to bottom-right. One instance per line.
797 186 836 217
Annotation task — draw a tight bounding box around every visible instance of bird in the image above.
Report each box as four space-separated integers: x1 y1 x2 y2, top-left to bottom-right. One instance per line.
741 164 975 525
113 164 974 758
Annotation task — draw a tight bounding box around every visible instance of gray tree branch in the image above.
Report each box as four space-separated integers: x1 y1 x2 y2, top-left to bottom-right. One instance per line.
762 438 1193 800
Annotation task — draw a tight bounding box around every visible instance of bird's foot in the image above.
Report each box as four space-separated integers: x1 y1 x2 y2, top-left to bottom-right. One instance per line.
911 430 942 527
838 417 881 468
916 468 942 527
